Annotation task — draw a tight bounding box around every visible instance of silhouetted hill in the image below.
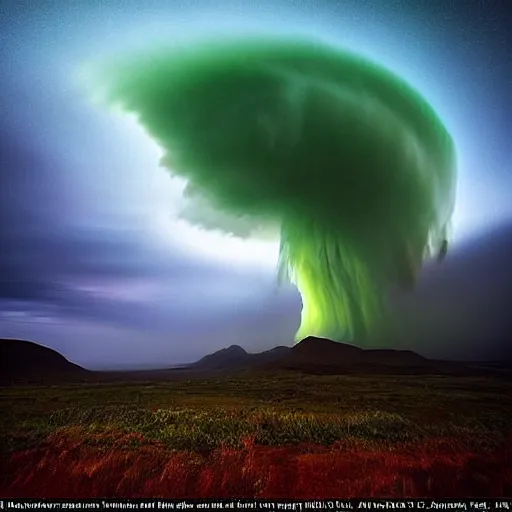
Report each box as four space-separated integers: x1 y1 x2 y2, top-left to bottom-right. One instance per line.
285 336 428 367
255 345 291 363
0 338 88 383
291 336 363 363
190 344 292 371
263 336 444 374
192 345 250 370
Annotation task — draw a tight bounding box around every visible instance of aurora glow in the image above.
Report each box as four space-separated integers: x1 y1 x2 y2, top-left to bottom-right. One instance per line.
95 37 457 344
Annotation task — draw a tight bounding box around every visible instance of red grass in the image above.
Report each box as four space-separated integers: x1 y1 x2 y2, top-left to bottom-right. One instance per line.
2 428 511 499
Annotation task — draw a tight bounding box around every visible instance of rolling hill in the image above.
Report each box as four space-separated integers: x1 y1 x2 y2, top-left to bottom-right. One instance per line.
0 338 88 383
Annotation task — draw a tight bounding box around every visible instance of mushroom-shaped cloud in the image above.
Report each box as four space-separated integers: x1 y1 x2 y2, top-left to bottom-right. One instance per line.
95 37 457 345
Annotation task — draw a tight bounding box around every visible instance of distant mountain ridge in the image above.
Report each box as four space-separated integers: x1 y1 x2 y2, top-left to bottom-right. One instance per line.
2 336 495 382
189 336 442 374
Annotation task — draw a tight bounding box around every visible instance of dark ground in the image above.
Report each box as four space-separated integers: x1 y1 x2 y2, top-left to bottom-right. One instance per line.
1 366 512 498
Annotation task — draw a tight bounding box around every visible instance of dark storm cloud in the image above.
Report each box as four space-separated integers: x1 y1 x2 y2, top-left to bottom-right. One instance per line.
0 217 263 329
0 125 271 332
392 223 512 361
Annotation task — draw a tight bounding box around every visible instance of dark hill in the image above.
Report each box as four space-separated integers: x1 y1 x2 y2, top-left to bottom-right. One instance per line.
192 344 250 370
190 344 292 371
288 336 428 366
291 336 363 362
271 336 436 373
0 338 88 383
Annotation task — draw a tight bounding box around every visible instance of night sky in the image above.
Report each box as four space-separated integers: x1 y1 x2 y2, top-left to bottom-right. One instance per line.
1 0 511 370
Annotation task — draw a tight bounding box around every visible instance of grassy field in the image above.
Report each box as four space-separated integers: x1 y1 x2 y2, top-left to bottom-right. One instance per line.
1 372 512 498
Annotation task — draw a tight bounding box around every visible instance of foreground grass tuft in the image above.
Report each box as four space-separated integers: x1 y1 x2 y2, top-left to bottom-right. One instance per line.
45 406 417 451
